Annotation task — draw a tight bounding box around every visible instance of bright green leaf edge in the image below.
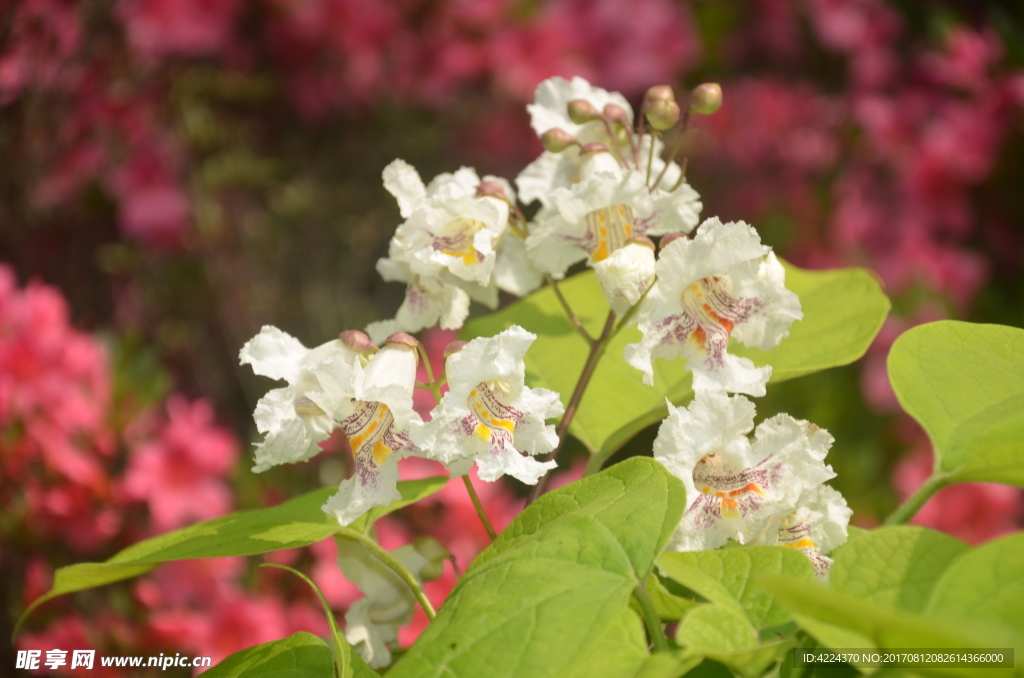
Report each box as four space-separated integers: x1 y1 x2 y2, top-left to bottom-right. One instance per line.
198 632 334 678
463 263 889 467
888 321 1024 487
15 478 446 637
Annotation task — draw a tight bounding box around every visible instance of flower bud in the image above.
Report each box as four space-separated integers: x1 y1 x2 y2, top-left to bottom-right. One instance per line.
688 83 722 115
643 85 675 109
659 232 689 250
540 128 579 153
626 235 656 251
645 99 680 131
384 332 420 350
476 180 508 201
567 98 601 124
602 102 630 127
443 340 468 360
339 330 378 353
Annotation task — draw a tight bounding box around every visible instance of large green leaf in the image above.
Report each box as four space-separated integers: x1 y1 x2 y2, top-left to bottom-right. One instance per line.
830 526 968 613
198 632 335 678
474 457 685 579
888 321 1024 486
387 516 641 678
761 577 1019 678
16 479 445 635
926 533 1024 636
388 459 687 678
657 547 816 628
462 263 888 464
676 606 792 678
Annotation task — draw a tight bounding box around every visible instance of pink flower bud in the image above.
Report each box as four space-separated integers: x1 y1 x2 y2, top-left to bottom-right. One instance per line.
659 232 689 250
443 340 468 359
476 181 508 200
339 330 378 353
602 103 630 127
567 99 601 124
643 85 676 109
540 128 579 153
626 235 656 250
645 100 680 131
384 332 420 350
688 83 722 115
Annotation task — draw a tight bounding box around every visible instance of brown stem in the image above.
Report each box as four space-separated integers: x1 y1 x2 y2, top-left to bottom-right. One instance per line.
601 118 633 170
548 274 595 345
526 311 616 505
651 110 690 191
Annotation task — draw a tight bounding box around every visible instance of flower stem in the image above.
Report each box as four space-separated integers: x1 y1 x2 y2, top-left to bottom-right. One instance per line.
602 118 633 170
547 274 595 345
645 129 658 187
633 579 669 652
336 526 437 620
651 110 690 191
526 311 617 505
462 475 497 541
883 473 951 525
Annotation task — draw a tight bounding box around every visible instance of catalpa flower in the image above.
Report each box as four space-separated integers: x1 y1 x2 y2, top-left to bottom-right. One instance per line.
372 161 540 338
410 326 562 485
625 217 802 395
526 163 700 281
750 485 852 579
516 76 700 215
594 236 657 317
321 335 422 526
653 391 839 552
239 326 362 473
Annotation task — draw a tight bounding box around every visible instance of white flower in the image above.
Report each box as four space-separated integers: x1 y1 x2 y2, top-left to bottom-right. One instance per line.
517 76 699 211
654 391 838 552
321 339 422 526
410 326 563 485
338 539 429 668
370 259 474 341
625 218 802 395
527 75 633 142
493 230 544 297
239 326 362 473
751 485 852 579
594 238 657 316
526 166 702 280
374 160 514 335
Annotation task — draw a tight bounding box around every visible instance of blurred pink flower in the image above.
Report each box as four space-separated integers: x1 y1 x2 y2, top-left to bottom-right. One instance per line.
120 396 238 532
110 148 191 247
118 0 241 58
894 449 1024 545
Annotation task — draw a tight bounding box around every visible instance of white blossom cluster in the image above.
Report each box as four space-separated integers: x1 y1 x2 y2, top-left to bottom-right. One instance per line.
238 76 852 658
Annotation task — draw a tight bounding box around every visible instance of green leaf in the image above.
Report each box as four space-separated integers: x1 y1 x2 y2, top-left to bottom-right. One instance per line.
388 460 687 678
760 576 1019 677
657 547 816 628
16 479 445 635
387 516 640 678
677 605 759 653
564 608 651 678
473 457 686 579
830 526 968 613
676 606 792 678
888 321 1024 486
462 263 889 464
260 564 380 678
646 574 700 621
347 476 449 533
927 533 1024 635
198 632 334 678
